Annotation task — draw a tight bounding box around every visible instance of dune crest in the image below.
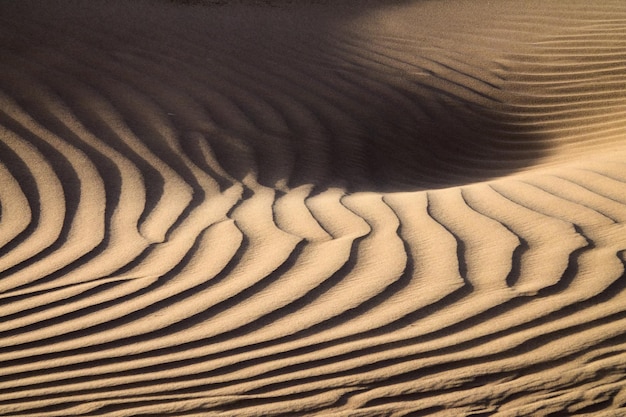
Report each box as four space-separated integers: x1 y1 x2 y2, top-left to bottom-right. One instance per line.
1 0 626 415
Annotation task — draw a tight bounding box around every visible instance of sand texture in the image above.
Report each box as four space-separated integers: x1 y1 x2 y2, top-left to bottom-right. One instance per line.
1 0 626 415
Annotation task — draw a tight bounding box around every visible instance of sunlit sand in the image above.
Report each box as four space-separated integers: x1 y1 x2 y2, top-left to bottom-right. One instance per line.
1 0 625 415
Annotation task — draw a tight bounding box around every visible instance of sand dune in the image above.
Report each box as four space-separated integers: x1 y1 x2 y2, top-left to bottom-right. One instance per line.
0 0 626 415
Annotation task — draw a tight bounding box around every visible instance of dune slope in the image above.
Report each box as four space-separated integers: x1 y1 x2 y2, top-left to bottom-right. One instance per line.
0 0 626 415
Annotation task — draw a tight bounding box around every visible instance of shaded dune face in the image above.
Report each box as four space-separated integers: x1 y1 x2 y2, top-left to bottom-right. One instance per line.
0 0 580 193
2 1 625 193
1 0 626 416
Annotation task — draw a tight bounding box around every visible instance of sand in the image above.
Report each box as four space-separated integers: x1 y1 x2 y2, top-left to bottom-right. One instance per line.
0 0 625 415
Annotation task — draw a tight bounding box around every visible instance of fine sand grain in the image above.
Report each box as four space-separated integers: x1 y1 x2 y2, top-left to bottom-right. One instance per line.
0 0 625 415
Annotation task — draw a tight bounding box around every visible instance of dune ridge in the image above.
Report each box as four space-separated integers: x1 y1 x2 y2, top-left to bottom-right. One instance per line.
0 0 626 415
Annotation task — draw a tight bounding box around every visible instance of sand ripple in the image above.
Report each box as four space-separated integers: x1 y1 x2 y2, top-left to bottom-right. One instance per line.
0 0 625 415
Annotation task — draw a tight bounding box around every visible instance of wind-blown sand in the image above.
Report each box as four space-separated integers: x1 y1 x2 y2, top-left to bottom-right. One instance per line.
1 0 626 415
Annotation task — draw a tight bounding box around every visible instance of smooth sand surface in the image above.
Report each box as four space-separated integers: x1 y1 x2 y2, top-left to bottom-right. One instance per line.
1 0 626 415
